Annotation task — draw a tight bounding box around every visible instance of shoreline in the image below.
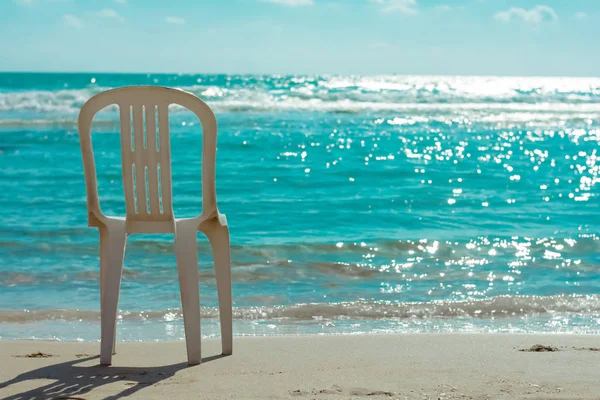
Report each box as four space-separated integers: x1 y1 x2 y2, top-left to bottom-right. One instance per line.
2 333 599 399
2 329 600 342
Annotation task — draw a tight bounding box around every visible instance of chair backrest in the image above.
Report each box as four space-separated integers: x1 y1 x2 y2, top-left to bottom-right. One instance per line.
78 86 217 226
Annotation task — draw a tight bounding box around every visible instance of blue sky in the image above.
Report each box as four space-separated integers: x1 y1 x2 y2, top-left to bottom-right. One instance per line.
1 0 598 76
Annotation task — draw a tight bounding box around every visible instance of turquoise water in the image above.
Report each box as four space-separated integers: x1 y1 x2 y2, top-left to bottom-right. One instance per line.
1 73 599 341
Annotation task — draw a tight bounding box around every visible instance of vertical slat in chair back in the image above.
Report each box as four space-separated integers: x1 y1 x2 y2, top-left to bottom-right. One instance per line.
118 101 173 221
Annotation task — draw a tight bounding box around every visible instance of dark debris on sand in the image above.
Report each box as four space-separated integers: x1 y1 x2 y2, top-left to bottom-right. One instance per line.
14 351 56 358
520 344 559 352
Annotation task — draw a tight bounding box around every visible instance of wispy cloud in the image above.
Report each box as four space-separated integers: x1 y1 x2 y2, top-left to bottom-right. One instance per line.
434 5 452 13
165 16 186 25
62 14 83 29
94 8 125 23
260 0 314 6
370 41 392 48
13 0 34 6
574 11 588 20
369 0 418 15
16 0 74 5
494 5 558 24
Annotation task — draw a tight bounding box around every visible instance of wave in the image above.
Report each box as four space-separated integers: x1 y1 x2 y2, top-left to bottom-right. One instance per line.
0 102 598 127
1 75 600 117
2 74 599 98
1 235 597 286
0 88 105 114
0 118 118 128
2 295 599 323
2 233 596 255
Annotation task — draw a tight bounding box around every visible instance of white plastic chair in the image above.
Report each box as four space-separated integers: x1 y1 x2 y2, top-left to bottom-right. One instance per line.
77 86 232 366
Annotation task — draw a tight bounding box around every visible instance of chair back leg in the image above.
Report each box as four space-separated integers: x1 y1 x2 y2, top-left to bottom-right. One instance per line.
205 222 233 355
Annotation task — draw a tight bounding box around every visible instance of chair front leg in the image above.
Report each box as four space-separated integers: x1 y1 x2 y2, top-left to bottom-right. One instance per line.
175 220 201 365
99 221 127 365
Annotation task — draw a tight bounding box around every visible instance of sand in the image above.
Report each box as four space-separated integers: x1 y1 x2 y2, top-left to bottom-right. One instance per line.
1 334 599 399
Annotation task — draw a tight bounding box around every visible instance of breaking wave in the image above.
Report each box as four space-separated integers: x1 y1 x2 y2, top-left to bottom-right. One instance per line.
2 295 599 323
1 75 600 120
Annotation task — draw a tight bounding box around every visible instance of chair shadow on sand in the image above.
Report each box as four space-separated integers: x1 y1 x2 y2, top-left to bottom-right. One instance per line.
0 353 227 400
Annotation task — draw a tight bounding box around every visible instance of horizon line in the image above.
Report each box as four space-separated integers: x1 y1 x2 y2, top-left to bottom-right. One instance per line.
0 71 599 79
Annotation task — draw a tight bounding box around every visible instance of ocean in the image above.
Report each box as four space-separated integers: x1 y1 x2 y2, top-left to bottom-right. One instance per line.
0 73 598 341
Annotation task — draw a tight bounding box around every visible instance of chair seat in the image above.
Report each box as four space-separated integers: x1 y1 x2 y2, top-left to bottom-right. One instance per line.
90 211 227 234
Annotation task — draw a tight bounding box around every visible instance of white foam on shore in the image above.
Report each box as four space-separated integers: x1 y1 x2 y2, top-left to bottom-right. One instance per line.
2 294 598 323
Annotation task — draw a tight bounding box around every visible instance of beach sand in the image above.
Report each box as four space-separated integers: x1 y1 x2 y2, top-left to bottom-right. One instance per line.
1 334 599 399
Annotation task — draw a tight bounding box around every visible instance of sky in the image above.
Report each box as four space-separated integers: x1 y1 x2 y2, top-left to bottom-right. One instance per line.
0 0 599 76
